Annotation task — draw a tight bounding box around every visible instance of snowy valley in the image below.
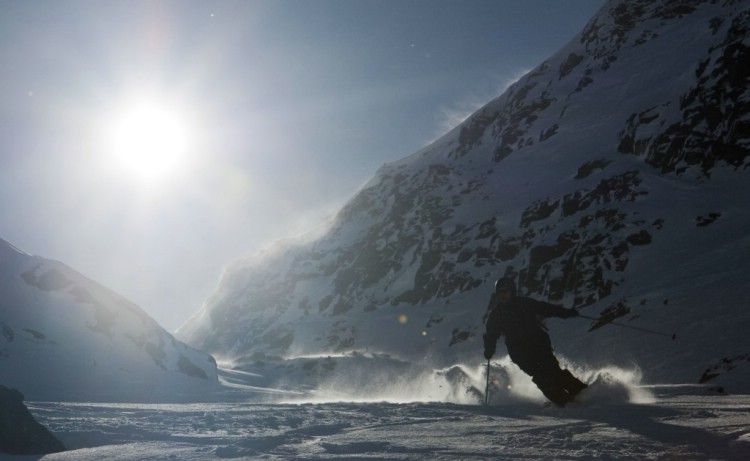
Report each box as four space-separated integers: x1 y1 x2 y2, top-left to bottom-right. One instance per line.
2 0 750 459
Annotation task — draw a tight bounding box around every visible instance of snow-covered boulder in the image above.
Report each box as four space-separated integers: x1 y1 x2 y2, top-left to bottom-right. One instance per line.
0 238 218 402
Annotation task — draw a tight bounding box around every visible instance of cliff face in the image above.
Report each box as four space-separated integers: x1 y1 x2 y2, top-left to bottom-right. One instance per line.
178 0 750 393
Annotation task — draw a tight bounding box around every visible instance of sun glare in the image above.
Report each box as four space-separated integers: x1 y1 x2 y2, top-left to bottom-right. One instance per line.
109 100 190 182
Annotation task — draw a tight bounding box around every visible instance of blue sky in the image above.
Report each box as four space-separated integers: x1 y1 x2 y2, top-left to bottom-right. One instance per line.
0 0 605 331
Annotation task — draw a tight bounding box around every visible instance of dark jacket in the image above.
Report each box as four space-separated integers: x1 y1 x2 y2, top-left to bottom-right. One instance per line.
484 296 576 370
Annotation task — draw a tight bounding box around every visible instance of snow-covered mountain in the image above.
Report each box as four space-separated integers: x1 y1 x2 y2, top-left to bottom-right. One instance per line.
178 0 750 396
0 238 219 402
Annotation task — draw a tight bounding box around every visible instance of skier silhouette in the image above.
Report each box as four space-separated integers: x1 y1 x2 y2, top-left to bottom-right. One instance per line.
483 277 587 406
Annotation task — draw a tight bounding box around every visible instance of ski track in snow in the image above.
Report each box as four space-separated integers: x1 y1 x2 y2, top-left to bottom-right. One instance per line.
5 386 750 461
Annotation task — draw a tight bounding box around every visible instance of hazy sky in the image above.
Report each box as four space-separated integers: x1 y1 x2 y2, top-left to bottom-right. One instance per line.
0 0 605 331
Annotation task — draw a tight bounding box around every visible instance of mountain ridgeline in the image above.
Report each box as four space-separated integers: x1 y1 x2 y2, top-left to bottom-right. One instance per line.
178 0 750 393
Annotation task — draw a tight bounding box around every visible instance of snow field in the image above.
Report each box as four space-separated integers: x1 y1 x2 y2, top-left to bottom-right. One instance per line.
10 385 750 460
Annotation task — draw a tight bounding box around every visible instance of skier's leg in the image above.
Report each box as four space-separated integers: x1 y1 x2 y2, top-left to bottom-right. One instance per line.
560 368 587 396
532 374 569 406
534 354 587 406
512 348 577 406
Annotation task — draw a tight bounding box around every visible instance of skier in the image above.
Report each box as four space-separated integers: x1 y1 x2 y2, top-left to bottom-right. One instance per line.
483 277 587 406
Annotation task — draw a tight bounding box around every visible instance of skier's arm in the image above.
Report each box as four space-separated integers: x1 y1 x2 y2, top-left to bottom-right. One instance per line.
525 298 578 319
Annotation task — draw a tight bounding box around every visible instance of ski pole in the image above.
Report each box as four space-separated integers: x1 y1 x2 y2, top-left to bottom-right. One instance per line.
578 314 676 340
484 359 491 405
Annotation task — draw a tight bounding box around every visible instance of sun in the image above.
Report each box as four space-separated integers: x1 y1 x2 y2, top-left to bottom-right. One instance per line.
109 100 190 181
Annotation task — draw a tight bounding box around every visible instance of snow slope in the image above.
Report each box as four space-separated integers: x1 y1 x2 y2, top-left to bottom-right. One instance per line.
0 238 219 402
8 383 750 460
178 0 750 397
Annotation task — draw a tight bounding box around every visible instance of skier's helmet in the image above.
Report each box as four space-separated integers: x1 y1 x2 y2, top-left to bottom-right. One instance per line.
494 277 516 296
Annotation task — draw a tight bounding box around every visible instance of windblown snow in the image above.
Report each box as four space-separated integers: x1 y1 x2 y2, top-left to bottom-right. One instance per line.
2 0 750 459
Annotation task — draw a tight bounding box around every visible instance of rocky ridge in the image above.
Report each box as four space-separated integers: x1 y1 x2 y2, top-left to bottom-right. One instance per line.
178 0 750 393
